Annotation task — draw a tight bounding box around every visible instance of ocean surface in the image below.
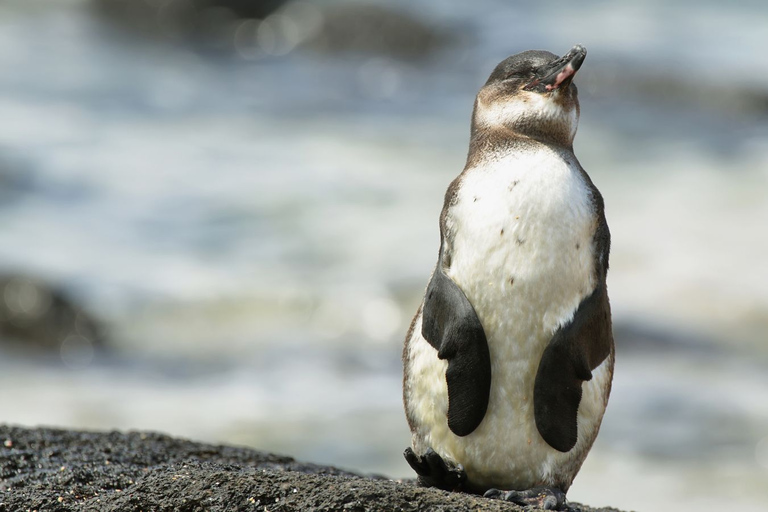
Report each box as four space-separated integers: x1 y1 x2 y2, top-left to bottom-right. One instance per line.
1 1 767 511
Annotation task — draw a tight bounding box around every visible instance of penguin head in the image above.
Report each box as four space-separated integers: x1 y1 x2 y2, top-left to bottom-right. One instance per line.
472 45 586 147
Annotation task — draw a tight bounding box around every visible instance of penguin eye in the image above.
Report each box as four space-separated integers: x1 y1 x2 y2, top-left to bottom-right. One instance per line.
504 66 535 81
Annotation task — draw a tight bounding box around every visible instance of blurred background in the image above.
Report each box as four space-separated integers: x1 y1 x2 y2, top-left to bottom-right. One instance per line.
1 0 767 510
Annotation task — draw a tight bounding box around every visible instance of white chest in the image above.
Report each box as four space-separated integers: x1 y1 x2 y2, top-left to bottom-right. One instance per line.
446 148 597 333
407 147 603 489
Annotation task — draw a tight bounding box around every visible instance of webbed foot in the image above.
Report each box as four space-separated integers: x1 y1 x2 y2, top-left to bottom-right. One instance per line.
403 447 466 491
484 486 567 510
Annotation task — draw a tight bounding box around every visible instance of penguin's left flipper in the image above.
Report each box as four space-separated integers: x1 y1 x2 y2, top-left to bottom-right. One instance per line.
484 486 567 510
534 284 613 452
404 447 467 491
421 267 491 437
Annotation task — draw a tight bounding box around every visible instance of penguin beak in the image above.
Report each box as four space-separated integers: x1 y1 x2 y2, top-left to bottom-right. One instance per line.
525 45 587 92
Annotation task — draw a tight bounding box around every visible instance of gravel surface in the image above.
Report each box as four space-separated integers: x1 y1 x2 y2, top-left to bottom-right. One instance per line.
0 425 627 512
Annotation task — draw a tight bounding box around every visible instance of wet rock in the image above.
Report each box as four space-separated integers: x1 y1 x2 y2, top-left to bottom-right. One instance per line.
91 0 290 27
90 0 457 61
90 0 288 48
0 274 105 359
298 4 455 61
0 425 627 512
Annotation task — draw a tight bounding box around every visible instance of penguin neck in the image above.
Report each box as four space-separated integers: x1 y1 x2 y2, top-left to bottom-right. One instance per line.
465 123 575 169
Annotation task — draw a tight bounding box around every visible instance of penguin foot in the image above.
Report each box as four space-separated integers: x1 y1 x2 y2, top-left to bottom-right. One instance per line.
484 486 567 510
403 447 466 491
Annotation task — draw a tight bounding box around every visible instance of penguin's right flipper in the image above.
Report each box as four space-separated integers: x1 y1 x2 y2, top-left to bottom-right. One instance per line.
404 447 467 491
421 268 491 437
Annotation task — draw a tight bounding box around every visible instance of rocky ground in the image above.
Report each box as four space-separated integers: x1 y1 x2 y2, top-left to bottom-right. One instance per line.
0 425 626 512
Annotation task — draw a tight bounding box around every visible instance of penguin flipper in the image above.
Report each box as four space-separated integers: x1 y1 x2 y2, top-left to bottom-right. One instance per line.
422 268 491 437
534 284 613 452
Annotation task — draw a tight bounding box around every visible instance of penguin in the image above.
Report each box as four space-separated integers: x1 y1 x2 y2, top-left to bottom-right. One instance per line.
402 45 614 510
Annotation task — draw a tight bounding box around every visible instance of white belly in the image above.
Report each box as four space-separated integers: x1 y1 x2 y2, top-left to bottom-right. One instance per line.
405 148 611 490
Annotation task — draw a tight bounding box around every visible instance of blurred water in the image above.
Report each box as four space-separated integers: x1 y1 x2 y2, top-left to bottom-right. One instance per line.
1 1 768 511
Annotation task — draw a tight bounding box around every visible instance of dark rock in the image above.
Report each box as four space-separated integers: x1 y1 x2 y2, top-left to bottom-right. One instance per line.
205 0 289 20
0 425 628 512
90 0 457 61
90 0 289 47
91 0 289 27
299 4 456 61
0 274 106 359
